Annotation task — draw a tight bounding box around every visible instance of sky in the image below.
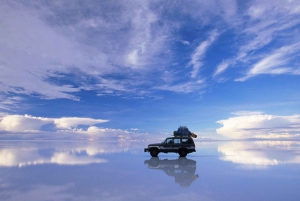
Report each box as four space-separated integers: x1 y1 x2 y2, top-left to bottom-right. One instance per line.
0 0 300 140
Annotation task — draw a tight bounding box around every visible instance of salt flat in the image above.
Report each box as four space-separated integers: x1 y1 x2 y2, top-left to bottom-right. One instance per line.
0 140 299 201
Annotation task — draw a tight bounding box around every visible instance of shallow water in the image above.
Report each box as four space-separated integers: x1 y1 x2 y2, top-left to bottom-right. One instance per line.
0 140 299 201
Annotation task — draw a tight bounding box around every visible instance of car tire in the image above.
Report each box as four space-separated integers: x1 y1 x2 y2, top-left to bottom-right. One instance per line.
150 149 159 157
178 149 187 157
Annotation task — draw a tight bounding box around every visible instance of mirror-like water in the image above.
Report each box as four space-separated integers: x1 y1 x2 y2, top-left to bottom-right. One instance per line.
0 140 299 201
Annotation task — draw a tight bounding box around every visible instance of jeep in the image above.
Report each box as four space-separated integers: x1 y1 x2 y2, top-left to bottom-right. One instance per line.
144 136 196 157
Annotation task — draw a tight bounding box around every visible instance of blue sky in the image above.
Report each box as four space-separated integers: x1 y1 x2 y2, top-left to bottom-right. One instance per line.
0 0 300 140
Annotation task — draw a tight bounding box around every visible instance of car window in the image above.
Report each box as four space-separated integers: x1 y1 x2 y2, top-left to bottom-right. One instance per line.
165 138 174 145
174 138 180 144
182 138 188 144
182 138 194 144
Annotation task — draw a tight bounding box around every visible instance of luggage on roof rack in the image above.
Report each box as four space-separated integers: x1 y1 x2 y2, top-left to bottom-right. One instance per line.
173 126 197 138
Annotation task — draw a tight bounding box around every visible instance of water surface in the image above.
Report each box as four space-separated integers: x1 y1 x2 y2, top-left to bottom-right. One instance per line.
0 140 299 201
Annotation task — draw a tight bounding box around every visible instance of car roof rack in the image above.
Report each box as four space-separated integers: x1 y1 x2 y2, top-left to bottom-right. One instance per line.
173 126 197 138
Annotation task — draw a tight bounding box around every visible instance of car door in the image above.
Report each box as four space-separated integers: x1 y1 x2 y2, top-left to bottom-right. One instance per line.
172 138 181 151
162 138 174 152
181 138 189 148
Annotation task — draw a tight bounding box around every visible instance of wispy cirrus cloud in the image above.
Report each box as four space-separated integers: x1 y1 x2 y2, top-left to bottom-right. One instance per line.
189 30 219 79
213 0 300 80
236 43 300 81
0 95 25 111
1 0 300 121
0 0 173 101
0 0 241 104
213 60 231 78
153 79 205 93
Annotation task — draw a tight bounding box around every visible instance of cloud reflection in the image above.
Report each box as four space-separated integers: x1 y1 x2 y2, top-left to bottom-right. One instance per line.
0 141 142 167
144 157 199 187
218 140 300 169
0 147 107 167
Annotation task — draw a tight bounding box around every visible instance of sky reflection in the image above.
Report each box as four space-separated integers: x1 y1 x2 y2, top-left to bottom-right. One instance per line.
218 140 300 169
0 140 143 167
0 140 300 201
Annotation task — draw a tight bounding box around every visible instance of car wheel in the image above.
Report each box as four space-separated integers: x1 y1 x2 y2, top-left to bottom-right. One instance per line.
179 149 187 157
150 149 159 157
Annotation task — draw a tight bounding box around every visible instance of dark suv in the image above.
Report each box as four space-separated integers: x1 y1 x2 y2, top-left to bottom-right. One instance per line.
144 136 196 157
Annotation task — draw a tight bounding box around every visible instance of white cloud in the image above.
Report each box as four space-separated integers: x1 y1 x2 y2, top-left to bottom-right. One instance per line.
0 0 299 108
291 4 300 14
0 95 25 111
242 0 300 52
123 3 161 69
216 112 300 139
215 0 300 79
213 60 230 77
154 80 205 93
127 50 139 66
0 114 52 132
189 30 219 79
248 6 265 19
0 114 150 141
77 126 133 140
86 126 126 134
0 0 172 101
0 2 85 100
0 114 108 132
231 110 264 116
54 117 108 130
181 40 190 45
237 43 300 81
218 0 238 23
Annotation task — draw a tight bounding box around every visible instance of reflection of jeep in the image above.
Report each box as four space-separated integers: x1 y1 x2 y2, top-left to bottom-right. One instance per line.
144 136 196 157
144 157 199 187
